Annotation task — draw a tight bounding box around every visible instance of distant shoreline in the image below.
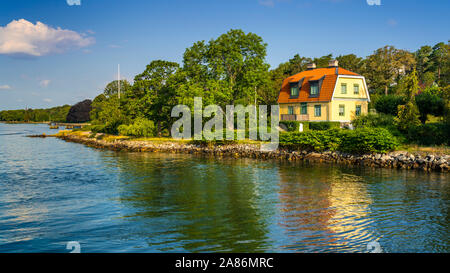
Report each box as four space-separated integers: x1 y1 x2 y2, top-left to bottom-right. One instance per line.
0 121 90 126
0 121 49 124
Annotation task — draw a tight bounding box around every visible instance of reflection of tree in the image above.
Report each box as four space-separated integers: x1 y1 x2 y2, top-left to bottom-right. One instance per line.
114 153 272 252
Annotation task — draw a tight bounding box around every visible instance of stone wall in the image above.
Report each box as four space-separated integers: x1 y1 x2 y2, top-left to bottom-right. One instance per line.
58 133 449 173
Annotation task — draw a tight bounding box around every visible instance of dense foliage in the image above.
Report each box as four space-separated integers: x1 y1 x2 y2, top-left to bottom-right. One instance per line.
0 105 71 122
406 123 450 146
66 100 92 123
373 95 406 116
118 118 156 138
415 89 445 124
280 128 399 154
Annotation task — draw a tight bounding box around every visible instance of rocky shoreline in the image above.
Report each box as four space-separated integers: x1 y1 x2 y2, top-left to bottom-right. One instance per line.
58 133 449 173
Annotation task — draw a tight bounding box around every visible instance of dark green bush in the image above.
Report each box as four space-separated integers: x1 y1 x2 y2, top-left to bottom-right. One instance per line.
374 95 406 116
309 121 340 131
280 121 310 132
280 128 398 154
406 123 450 146
280 121 299 132
415 92 445 123
352 113 395 129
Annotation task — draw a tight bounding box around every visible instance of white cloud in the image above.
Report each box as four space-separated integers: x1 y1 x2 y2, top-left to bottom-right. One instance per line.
40 80 51 88
67 0 81 6
0 85 12 90
0 19 94 57
43 98 52 103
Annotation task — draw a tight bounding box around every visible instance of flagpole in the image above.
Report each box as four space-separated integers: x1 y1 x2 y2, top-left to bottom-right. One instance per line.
118 64 121 99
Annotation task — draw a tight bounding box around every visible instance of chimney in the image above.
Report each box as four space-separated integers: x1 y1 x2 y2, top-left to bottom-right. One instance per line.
328 59 339 67
306 63 316 70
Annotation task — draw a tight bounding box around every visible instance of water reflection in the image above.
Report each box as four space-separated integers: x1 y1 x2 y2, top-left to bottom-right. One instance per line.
0 123 448 252
111 152 449 253
114 153 280 252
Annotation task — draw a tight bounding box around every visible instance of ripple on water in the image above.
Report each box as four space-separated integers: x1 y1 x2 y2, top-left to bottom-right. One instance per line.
0 124 448 253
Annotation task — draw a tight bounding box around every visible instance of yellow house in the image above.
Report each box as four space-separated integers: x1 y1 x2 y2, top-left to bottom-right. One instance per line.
277 60 370 124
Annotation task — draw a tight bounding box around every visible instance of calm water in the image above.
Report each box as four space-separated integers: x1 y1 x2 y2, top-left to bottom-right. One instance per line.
0 123 448 253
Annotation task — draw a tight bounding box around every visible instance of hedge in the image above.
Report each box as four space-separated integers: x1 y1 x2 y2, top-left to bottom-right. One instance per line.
308 121 340 131
280 121 340 132
406 123 450 146
280 128 399 154
280 121 309 132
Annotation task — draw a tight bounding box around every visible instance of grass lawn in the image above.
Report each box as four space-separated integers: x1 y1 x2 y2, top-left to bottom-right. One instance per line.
400 144 450 156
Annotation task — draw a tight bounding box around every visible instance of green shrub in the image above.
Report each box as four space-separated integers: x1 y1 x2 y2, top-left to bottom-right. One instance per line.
280 121 299 132
352 113 406 143
406 123 450 146
118 118 156 137
309 121 340 131
374 95 406 116
89 124 107 133
352 113 396 129
415 92 445 123
339 127 399 154
279 121 310 132
280 128 398 154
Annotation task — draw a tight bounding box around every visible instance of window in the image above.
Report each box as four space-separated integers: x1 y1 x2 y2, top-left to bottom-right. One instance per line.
310 82 319 96
290 86 299 97
339 104 345 116
314 105 321 117
288 106 294 115
301 103 307 115
341 83 347 94
354 84 359 94
356 105 361 116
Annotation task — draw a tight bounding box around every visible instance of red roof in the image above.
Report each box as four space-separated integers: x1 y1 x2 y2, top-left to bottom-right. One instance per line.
277 67 360 103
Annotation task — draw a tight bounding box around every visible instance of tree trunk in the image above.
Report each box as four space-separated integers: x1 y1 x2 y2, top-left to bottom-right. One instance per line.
385 85 388 96
157 120 162 137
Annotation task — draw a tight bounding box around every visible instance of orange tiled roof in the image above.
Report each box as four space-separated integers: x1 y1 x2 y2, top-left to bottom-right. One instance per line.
277 67 360 103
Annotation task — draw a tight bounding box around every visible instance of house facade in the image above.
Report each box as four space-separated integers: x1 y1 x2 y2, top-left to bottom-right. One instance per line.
277 60 370 124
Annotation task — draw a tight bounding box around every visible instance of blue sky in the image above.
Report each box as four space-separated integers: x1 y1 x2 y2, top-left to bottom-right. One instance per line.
0 0 449 110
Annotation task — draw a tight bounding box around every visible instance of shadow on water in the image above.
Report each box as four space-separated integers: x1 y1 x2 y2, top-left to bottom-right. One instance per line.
113 153 277 252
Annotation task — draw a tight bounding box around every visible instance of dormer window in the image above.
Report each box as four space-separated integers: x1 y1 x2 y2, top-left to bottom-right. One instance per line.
290 85 299 97
310 82 319 96
289 81 300 98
